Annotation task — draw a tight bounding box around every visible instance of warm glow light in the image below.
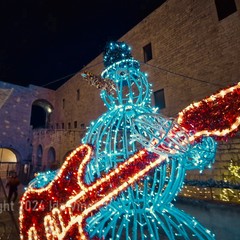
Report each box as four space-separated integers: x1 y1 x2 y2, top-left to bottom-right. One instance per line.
220 161 240 202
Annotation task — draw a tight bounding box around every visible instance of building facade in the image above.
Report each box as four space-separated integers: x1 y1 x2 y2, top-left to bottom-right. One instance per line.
0 82 55 181
0 0 239 201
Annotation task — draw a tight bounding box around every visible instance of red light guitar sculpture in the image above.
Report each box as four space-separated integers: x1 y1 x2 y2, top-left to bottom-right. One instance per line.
19 82 240 240
20 145 164 240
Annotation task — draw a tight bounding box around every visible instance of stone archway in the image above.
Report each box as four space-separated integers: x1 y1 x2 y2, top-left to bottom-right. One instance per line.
30 99 54 129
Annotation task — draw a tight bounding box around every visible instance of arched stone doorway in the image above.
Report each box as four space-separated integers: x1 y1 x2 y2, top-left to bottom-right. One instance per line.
30 99 53 129
0 148 18 178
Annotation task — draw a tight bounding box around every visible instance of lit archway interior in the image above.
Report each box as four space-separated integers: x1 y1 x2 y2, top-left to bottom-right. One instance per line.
0 148 18 177
0 148 17 162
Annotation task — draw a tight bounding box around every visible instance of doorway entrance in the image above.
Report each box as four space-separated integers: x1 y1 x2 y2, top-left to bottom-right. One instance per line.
0 148 18 179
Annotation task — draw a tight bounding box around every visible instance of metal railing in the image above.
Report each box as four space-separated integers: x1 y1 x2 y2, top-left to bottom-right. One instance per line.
0 162 19 180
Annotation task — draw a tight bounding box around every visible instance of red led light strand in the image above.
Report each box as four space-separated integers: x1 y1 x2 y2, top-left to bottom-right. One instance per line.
20 145 164 240
177 82 240 141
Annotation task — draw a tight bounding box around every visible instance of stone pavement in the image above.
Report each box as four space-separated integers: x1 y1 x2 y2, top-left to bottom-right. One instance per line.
176 198 240 240
0 178 25 240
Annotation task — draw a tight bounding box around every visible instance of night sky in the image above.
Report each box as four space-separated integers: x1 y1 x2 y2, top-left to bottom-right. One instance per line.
0 0 166 89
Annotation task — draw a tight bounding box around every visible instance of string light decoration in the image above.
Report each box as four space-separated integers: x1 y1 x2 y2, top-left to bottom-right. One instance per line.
177 82 240 142
103 41 132 67
19 42 240 239
220 161 240 202
228 161 240 179
81 71 116 94
28 170 58 189
131 113 217 170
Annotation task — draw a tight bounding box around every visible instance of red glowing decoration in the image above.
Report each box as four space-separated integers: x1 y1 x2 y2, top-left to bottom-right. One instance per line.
19 82 240 240
178 82 240 141
19 145 164 240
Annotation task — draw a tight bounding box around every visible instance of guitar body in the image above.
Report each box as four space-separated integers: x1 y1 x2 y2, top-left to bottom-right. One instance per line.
19 145 161 240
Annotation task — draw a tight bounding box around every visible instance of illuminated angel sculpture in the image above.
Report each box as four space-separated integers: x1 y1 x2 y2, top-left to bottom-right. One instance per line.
19 42 240 240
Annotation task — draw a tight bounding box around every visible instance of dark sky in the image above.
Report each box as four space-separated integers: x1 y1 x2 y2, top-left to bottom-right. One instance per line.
0 0 166 89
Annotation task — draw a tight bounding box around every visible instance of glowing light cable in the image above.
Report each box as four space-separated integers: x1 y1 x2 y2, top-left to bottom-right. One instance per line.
19 144 165 240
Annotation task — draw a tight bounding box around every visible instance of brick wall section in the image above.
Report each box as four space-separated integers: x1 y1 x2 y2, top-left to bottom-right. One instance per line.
51 54 105 130
213 136 240 181
117 0 240 117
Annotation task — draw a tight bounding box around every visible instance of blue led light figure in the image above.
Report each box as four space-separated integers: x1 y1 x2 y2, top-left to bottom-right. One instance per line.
82 42 216 239
28 170 58 189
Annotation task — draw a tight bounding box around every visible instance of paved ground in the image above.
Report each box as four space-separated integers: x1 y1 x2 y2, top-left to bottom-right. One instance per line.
175 198 240 240
0 202 19 239
0 179 239 240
